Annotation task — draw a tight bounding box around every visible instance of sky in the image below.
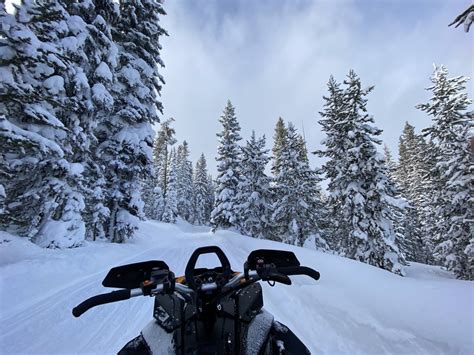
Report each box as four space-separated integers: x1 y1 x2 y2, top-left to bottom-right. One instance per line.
159 0 473 176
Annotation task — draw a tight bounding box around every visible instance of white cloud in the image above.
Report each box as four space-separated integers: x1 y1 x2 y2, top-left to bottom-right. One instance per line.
159 0 473 177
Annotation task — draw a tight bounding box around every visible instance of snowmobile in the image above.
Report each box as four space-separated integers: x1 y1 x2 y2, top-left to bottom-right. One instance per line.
73 246 320 354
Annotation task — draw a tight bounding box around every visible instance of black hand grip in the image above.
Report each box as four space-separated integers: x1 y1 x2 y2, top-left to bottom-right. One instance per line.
72 289 131 317
277 266 320 281
267 271 292 285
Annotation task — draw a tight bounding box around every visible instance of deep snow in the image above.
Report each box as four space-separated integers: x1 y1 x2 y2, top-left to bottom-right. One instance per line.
0 220 472 354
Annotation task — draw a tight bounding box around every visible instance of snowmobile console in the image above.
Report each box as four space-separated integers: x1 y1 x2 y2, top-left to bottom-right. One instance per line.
102 260 169 289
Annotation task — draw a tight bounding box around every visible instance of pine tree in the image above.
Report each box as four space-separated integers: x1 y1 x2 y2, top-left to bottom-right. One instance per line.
98 0 167 242
0 1 87 247
383 144 398 176
162 149 178 223
142 118 176 220
211 100 242 230
272 123 322 246
317 72 406 275
271 117 287 176
315 76 346 251
383 145 409 261
235 131 271 238
0 181 5 216
417 65 473 280
206 174 216 219
69 0 119 241
415 138 438 264
193 154 212 225
391 123 429 262
176 141 195 222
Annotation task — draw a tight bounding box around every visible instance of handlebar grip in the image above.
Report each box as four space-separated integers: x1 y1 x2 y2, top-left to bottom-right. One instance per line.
277 266 320 281
72 289 131 317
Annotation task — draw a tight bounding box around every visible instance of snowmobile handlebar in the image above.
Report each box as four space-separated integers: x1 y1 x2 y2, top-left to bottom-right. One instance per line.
72 266 319 317
276 266 320 281
72 288 144 317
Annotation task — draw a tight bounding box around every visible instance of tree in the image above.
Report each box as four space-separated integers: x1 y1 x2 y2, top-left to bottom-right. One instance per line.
0 1 87 248
98 0 167 242
417 65 474 280
383 144 397 174
211 100 242 230
392 123 429 262
162 149 178 223
271 117 287 176
176 141 195 223
142 118 176 220
154 118 177 199
383 145 410 262
272 123 323 246
235 131 271 238
449 4 474 32
317 72 406 275
68 0 119 242
314 76 346 251
194 154 212 225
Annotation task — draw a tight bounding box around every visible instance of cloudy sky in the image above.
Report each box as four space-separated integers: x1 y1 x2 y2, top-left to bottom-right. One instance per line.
160 0 473 175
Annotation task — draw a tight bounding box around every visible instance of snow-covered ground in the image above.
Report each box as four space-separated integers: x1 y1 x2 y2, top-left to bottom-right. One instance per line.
0 220 472 354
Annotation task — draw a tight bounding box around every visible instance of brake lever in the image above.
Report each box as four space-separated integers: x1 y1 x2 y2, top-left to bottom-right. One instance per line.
267 271 291 285
256 264 292 285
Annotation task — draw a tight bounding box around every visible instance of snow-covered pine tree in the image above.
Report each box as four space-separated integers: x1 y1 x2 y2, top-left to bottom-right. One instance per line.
383 145 409 261
391 123 427 262
417 65 474 280
210 100 242 230
67 0 120 241
162 148 178 223
0 181 5 216
395 123 419 194
142 118 176 220
271 117 287 176
0 1 87 247
206 174 216 219
383 144 397 174
318 71 406 275
272 123 322 246
415 137 438 264
235 131 271 238
155 119 177 196
315 76 346 251
175 141 195 223
98 0 167 242
193 154 212 225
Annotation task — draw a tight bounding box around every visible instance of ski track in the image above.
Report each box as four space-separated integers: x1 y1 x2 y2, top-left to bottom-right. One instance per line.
0 221 472 354
1 228 207 354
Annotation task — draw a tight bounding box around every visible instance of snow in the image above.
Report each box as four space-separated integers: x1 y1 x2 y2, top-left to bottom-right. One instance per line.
92 82 114 107
43 75 65 95
95 62 113 82
0 116 64 157
245 309 274 355
69 162 84 176
121 65 141 86
0 221 472 354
